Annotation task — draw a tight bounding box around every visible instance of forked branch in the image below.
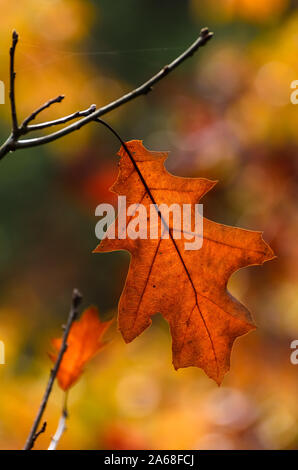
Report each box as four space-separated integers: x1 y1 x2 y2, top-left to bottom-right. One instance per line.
0 27 213 160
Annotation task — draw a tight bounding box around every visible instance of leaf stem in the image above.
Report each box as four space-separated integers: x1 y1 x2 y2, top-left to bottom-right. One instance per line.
48 392 69 450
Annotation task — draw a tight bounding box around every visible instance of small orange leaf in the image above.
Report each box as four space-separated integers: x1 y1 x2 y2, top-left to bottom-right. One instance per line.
49 306 112 391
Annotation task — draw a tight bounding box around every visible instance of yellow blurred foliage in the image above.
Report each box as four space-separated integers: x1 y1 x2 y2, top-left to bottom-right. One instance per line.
191 0 288 22
0 0 125 155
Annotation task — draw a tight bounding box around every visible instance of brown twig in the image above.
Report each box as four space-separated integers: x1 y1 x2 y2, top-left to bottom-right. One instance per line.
0 27 213 160
23 289 82 450
24 104 97 132
30 421 47 449
20 95 65 129
9 30 19 138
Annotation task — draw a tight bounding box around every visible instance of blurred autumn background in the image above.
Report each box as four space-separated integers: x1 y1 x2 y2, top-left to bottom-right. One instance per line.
0 0 297 450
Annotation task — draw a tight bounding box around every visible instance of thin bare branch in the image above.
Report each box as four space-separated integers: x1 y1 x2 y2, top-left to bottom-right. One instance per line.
9 30 19 137
20 95 65 129
24 104 97 132
0 27 213 161
17 28 213 148
30 422 47 449
23 289 82 451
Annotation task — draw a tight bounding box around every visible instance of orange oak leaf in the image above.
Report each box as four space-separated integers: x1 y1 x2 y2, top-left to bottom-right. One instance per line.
49 306 111 390
94 140 275 384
